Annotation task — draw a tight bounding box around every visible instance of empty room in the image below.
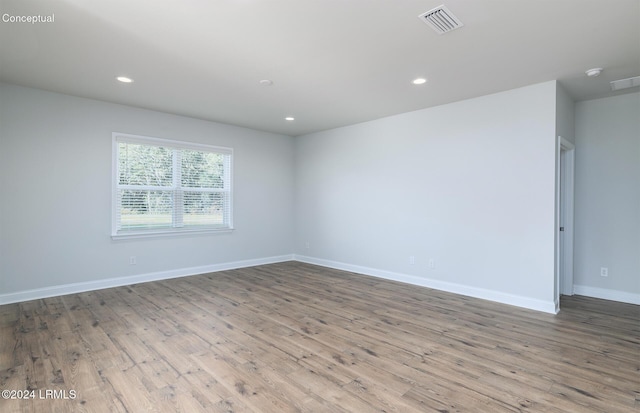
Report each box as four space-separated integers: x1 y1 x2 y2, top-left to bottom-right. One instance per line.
1 0 639 412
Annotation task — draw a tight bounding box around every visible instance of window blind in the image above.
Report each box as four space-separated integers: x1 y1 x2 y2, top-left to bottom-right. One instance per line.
113 134 232 237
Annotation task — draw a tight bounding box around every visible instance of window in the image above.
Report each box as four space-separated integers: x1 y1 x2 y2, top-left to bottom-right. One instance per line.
112 133 233 238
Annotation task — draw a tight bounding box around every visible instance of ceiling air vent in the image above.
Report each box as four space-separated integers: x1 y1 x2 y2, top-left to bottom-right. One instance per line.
610 76 640 91
418 5 463 34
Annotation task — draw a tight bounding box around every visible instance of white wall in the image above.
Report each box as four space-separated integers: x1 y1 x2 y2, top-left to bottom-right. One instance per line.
295 81 559 312
8 80 614 313
556 83 575 144
0 83 295 301
573 92 640 303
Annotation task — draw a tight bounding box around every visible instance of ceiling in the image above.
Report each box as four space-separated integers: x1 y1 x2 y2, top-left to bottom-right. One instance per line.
1 0 639 136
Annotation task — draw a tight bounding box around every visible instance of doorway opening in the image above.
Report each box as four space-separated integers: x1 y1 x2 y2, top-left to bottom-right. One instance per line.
556 136 575 311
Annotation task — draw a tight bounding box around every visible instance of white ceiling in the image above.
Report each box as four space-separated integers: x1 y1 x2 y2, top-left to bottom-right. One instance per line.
1 0 639 136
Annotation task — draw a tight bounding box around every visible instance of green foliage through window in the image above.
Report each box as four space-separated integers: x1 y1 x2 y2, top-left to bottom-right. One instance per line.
113 135 232 236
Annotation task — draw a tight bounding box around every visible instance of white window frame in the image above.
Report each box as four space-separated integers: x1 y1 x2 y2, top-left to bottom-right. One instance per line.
111 132 233 240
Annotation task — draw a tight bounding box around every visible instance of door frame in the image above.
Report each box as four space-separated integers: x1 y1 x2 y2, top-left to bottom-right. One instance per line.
555 136 575 311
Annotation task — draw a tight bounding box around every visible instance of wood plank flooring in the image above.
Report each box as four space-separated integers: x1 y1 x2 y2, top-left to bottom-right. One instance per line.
1 261 638 412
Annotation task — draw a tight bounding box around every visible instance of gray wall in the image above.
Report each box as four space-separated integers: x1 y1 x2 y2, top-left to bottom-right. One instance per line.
574 92 640 299
0 83 295 297
294 81 559 311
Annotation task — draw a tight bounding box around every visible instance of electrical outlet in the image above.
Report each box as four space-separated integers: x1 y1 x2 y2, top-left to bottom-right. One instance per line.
305 241 310 249
129 256 137 265
428 259 435 269
409 256 415 265
600 267 608 277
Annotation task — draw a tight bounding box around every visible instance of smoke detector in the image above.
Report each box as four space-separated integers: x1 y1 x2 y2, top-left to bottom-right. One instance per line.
585 68 603 77
419 5 464 34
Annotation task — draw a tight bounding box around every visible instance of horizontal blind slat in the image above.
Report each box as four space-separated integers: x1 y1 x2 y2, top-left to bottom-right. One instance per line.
114 133 233 235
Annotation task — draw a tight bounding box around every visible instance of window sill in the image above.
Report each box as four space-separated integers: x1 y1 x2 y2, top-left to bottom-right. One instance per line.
111 227 234 240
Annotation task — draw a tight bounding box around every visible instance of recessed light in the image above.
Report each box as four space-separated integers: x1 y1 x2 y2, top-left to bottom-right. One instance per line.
412 77 427 85
259 79 273 86
116 76 133 83
285 117 295 121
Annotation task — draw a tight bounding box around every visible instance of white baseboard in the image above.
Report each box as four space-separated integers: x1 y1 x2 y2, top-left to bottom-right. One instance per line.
572 284 640 305
294 255 558 314
0 255 294 305
1 253 579 314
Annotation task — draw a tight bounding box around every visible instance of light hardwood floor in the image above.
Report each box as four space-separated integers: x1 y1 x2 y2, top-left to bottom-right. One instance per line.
1 261 638 412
